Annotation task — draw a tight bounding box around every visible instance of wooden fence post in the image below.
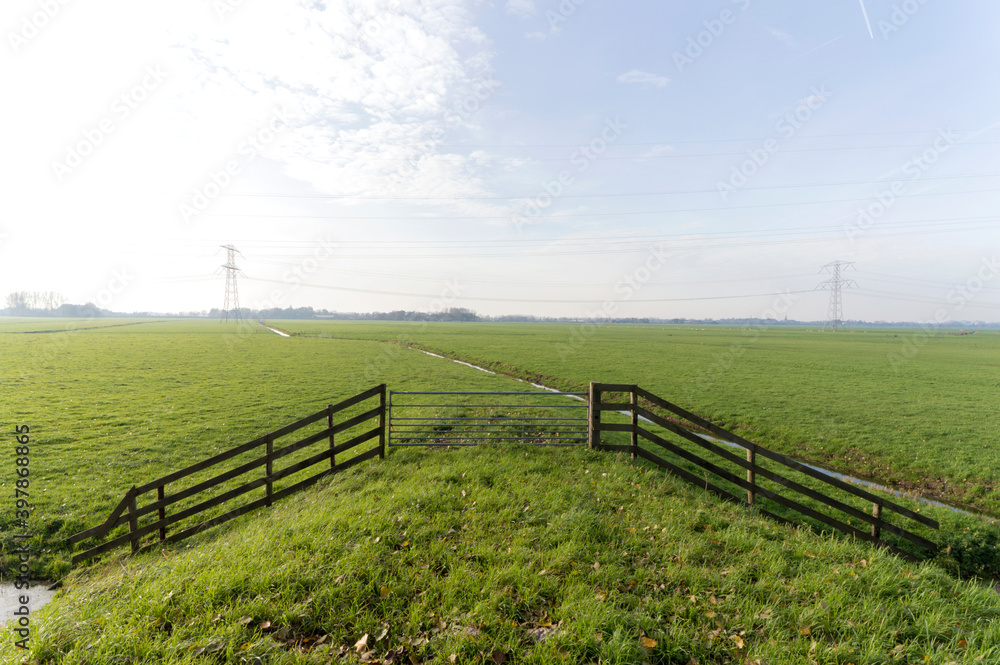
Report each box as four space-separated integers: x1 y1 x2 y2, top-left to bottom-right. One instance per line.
872 502 883 539
746 447 756 506
588 382 601 450
265 434 274 507
157 485 167 542
328 404 335 469
630 387 638 460
378 383 387 459
127 488 139 554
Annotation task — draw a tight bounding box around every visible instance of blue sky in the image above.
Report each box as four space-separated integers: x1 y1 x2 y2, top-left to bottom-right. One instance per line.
2 0 999 322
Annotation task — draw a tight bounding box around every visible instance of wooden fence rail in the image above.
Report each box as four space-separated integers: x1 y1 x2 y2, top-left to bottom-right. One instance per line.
67 385 387 565
68 381 941 567
587 382 939 559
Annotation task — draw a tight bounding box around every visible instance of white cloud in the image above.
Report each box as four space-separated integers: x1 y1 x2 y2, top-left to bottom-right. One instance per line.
767 27 795 46
524 31 547 41
178 0 504 210
505 0 536 19
616 69 670 89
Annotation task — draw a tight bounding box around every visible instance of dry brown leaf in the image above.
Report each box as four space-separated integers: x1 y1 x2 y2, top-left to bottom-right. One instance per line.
492 649 508 663
355 633 369 652
640 636 657 649
259 620 272 632
238 616 253 625
799 626 811 636
958 639 969 648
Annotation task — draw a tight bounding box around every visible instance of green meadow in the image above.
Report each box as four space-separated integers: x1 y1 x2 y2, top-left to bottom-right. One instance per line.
2 318 1000 663
281 321 1000 514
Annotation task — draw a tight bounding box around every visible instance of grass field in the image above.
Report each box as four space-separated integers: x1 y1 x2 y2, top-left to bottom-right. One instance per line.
3 445 1000 664
280 320 1000 514
0 319 532 579
3 317 1000 663
2 318 999 578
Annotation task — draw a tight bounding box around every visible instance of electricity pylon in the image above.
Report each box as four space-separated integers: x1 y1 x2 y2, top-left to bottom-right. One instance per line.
818 261 857 332
218 244 243 322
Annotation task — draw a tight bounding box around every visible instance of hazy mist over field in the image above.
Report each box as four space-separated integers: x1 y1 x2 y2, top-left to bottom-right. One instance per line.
3 1 1000 322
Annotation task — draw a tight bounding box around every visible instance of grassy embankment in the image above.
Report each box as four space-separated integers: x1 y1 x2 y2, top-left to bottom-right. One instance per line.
4 445 1000 664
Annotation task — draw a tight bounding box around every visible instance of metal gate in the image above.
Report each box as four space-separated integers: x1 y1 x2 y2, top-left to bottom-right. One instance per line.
387 390 589 446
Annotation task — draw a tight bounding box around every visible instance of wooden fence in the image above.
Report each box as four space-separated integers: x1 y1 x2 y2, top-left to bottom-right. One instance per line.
67 381 941 567
587 382 939 559
68 385 387 565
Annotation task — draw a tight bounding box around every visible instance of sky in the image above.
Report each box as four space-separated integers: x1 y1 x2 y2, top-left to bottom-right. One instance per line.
2 0 999 323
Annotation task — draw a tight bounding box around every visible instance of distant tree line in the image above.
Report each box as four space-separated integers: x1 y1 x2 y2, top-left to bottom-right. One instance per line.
1 291 115 317
5 290 67 313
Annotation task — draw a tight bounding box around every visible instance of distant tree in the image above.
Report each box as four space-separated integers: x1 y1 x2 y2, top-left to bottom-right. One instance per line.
5 291 29 314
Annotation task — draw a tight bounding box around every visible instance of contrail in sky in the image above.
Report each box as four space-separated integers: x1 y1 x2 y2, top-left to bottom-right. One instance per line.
858 0 874 38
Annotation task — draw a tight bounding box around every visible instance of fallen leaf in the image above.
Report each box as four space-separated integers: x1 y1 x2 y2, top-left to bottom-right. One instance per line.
259 621 272 632
731 635 745 649
640 637 657 649
958 639 968 649
449 655 457 664
239 616 253 625
376 627 389 641
799 626 811 636
211 613 222 623
492 649 508 663
380 586 392 599
355 634 369 652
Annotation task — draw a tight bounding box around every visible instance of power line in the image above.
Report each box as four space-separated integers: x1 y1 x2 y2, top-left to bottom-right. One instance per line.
174 172 1000 201
243 276 813 305
201 187 1000 221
